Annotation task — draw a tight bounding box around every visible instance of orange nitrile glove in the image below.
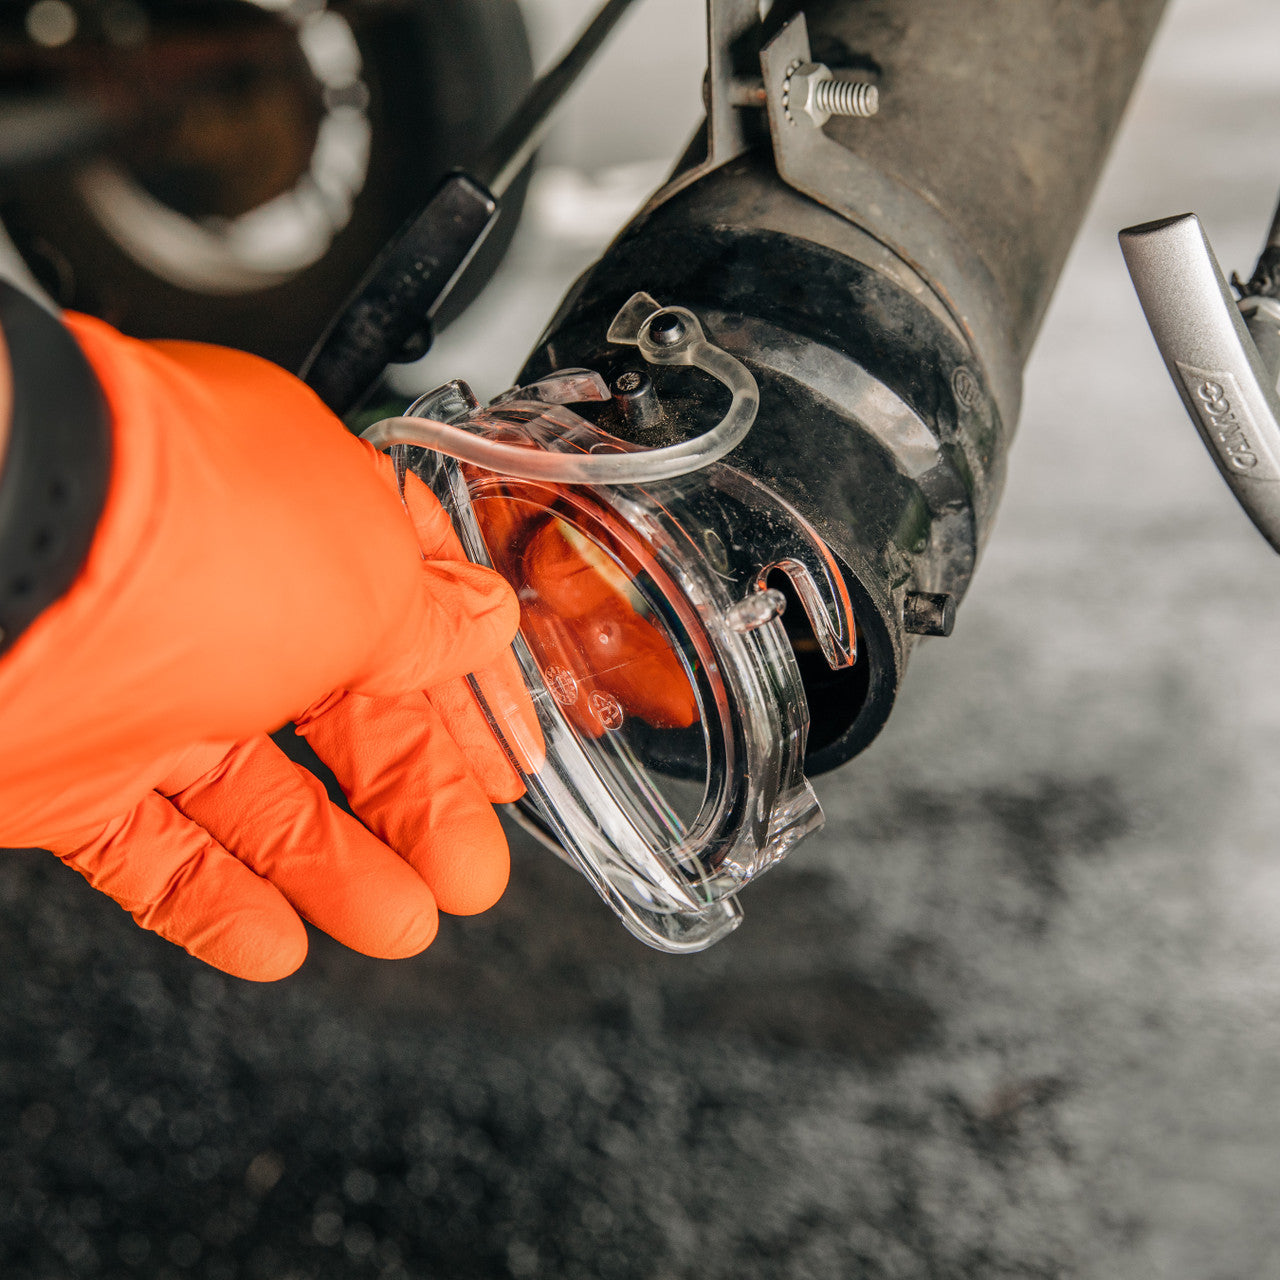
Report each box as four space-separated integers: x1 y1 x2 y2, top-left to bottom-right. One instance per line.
0 311 533 981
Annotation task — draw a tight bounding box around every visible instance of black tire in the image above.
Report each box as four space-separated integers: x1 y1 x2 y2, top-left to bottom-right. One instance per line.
0 0 532 372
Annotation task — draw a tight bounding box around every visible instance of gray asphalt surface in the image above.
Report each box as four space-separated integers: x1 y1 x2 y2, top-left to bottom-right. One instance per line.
5 1 1280 1277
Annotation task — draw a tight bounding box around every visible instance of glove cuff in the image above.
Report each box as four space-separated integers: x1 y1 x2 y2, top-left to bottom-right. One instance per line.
0 283 111 656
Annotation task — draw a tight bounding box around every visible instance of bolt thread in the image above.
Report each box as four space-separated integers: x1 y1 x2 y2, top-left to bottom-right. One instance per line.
813 80 878 118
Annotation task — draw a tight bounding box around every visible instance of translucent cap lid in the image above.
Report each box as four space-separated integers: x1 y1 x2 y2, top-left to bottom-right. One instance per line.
368 306 856 952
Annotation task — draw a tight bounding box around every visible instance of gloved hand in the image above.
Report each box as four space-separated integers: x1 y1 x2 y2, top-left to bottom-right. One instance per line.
0 312 530 981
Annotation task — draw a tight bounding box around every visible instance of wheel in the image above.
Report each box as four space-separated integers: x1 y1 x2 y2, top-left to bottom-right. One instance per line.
0 0 532 371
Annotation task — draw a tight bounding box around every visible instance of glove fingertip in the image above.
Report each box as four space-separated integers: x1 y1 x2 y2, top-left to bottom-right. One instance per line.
228 923 309 982
366 886 439 959
484 777 526 806
436 862 509 917
380 562 520 695
168 903 310 983
454 563 521 660
430 822 510 918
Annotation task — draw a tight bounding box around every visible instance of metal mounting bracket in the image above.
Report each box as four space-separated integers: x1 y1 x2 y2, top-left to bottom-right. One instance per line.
637 0 764 214
758 13 1021 430
704 0 765 170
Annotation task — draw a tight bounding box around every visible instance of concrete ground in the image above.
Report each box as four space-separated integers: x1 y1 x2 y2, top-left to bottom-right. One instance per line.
4 0 1280 1277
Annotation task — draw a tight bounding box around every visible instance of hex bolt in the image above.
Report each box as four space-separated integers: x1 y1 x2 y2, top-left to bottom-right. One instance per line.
903 591 956 637
814 78 878 119
647 312 686 346
784 61 879 128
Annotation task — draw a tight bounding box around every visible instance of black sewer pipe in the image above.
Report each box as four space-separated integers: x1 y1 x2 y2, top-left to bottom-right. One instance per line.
520 0 1169 773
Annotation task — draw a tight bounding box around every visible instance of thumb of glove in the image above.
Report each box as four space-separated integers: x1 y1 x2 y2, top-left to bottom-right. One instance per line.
348 558 520 699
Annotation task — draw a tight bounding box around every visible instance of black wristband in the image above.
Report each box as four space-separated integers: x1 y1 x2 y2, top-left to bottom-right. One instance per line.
0 282 111 657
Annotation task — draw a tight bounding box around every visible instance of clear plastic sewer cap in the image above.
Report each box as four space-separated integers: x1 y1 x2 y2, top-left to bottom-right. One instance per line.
364 297 857 953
